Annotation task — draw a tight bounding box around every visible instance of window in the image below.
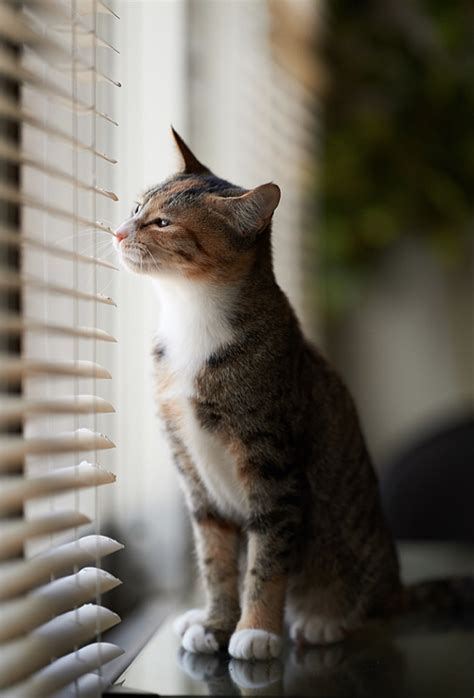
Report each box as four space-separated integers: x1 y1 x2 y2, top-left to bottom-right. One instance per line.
0 1 122 694
1 1 320 693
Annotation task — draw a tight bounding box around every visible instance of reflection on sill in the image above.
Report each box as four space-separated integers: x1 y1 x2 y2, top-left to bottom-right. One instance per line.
113 608 474 697
114 542 474 697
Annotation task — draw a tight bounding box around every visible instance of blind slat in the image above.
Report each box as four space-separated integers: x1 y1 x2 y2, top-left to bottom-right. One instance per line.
0 0 123 691
0 313 118 342
0 95 118 163
53 23 120 54
0 511 91 560
0 356 111 381
0 226 119 270
51 673 110 698
0 139 119 200
0 47 116 121
0 568 121 642
73 65 121 88
0 605 121 689
0 535 123 600
0 3 70 48
0 183 117 222
3 642 123 698
0 2 115 69
0 271 117 305
0 429 115 471
0 462 116 514
0 394 115 425
78 0 120 19
23 0 70 21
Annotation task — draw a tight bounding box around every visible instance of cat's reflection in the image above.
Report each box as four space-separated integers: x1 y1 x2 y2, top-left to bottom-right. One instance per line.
177 648 238 695
284 635 404 698
177 628 404 697
177 647 282 695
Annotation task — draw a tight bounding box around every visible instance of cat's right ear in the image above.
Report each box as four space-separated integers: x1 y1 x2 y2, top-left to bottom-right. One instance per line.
171 127 210 175
213 183 281 236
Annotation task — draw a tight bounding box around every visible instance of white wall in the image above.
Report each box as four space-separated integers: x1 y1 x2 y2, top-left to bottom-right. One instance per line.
112 0 190 590
188 0 315 331
110 0 318 590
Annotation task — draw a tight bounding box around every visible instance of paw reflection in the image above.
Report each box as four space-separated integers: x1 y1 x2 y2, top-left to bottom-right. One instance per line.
176 648 237 696
175 629 405 696
177 647 226 681
290 642 345 673
229 657 283 690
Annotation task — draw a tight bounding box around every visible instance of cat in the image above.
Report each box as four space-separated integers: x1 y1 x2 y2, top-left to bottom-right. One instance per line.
114 129 471 661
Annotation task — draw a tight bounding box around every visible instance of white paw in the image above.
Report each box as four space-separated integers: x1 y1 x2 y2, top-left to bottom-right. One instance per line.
182 623 219 654
173 608 207 638
289 616 346 645
229 658 282 689
228 629 282 660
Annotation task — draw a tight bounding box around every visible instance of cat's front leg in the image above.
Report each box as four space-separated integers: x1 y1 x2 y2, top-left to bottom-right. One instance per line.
181 509 241 653
174 507 241 653
161 402 241 654
173 471 241 653
229 470 302 660
229 533 286 660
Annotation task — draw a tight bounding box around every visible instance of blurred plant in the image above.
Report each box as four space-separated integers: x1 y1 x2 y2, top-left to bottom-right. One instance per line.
317 0 474 316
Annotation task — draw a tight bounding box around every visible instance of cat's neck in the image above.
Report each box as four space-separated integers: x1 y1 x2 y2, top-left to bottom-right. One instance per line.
151 274 238 393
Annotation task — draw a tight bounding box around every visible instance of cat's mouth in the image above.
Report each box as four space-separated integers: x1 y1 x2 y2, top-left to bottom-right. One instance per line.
119 242 160 274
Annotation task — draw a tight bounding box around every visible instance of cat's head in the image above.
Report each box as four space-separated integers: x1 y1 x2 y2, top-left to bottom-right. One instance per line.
114 129 280 282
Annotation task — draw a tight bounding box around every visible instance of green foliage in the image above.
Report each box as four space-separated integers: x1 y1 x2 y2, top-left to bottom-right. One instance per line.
317 0 474 316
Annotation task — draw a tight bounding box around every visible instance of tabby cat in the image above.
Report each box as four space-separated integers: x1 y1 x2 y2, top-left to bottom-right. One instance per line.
114 130 467 661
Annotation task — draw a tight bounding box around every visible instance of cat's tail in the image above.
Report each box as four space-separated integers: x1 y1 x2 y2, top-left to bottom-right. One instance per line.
400 576 474 613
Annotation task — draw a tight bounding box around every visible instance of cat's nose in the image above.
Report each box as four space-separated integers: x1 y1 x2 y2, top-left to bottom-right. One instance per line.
114 220 132 243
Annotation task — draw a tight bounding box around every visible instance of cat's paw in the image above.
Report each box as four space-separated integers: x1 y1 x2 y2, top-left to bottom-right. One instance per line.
228 629 282 660
289 616 346 645
229 658 282 689
182 623 219 654
173 608 208 638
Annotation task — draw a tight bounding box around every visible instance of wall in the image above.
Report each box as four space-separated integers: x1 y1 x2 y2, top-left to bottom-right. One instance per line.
112 0 189 591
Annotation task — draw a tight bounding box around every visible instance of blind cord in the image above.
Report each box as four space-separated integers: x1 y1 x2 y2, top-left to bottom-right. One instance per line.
71 3 80 697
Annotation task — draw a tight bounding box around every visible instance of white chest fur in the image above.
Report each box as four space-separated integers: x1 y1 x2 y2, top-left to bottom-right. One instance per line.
152 275 236 397
179 400 248 519
152 275 247 518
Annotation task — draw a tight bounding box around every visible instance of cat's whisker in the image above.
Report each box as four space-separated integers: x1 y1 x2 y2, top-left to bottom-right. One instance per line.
50 228 113 249
97 275 115 296
75 237 115 259
144 247 160 271
84 241 115 258
63 227 108 240
80 242 120 277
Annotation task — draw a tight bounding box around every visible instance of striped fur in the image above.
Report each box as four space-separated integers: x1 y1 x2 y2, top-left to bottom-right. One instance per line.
116 132 404 659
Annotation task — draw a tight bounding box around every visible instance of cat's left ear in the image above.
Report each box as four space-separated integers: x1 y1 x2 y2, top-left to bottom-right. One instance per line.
171 126 210 175
213 183 281 235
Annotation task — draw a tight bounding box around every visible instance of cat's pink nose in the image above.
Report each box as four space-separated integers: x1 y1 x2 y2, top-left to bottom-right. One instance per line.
114 220 132 243
115 231 128 243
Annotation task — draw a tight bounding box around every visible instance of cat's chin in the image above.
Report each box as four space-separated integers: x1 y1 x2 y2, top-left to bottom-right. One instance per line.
119 253 160 276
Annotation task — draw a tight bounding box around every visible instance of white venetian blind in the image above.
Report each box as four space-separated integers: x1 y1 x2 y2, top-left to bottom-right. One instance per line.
0 1 122 696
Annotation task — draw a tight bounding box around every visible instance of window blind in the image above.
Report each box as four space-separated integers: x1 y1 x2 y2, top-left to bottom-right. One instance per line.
0 1 122 696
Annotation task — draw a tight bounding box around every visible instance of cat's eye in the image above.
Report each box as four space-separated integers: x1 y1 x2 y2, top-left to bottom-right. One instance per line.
132 203 141 216
152 218 170 228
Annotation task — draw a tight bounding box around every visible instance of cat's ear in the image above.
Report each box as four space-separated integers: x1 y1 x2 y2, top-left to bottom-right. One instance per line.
171 126 210 175
214 183 281 235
